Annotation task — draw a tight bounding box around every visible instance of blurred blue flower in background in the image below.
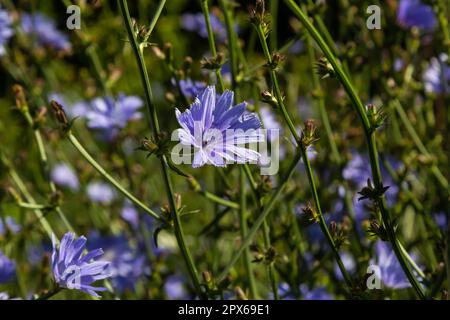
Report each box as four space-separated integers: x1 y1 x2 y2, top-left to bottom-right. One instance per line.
121 202 140 230
0 251 16 284
300 284 333 300
181 12 226 43
87 182 116 205
334 251 356 281
176 78 207 100
164 275 190 299
371 241 421 289
397 0 436 31
433 212 448 230
288 40 304 54
0 292 10 300
423 54 450 94
343 151 399 205
0 216 21 236
341 152 401 236
51 163 79 191
88 232 148 294
21 13 71 51
52 232 112 297
175 86 262 167
85 94 143 141
275 283 294 300
0 9 13 55
260 106 281 140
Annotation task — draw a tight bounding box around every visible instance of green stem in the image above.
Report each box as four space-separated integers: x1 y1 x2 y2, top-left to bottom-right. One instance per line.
399 242 426 279
119 0 204 298
239 168 258 299
1 153 54 240
392 100 449 191
36 286 62 300
220 0 240 96
305 33 340 164
434 0 450 57
302 147 353 287
21 109 74 232
218 152 302 282
254 14 353 288
219 1 281 297
202 190 239 210
68 132 161 221
201 0 225 91
254 23 300 143
304 27 365 255
148 0 167 36
284 0 425 299
270 0 279 51
18 202 53 210
262 220 278 300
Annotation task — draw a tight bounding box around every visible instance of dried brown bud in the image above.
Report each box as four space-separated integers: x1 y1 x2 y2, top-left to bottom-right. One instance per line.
249 0 266 25
50 100 69 130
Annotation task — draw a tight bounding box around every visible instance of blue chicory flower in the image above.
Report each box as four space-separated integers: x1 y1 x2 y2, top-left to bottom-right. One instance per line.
175 86 263 167
21 13 71 51
423 54 450 94
51 232 112 297
0 251 16 284
397 0 437 31
0 8 13 55
181 12 226 43
85 94 143 141
86 182 116 205
51 163 80 191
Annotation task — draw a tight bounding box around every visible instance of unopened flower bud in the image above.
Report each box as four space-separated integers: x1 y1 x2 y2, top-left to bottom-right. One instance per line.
315 57 335 79
13 85 28 112
260 90 278 108
366 104 386 132
301 119 318 148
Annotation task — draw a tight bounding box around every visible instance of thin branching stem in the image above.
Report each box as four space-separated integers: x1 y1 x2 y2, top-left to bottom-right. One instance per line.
284 0 425 298
119 0 204 298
